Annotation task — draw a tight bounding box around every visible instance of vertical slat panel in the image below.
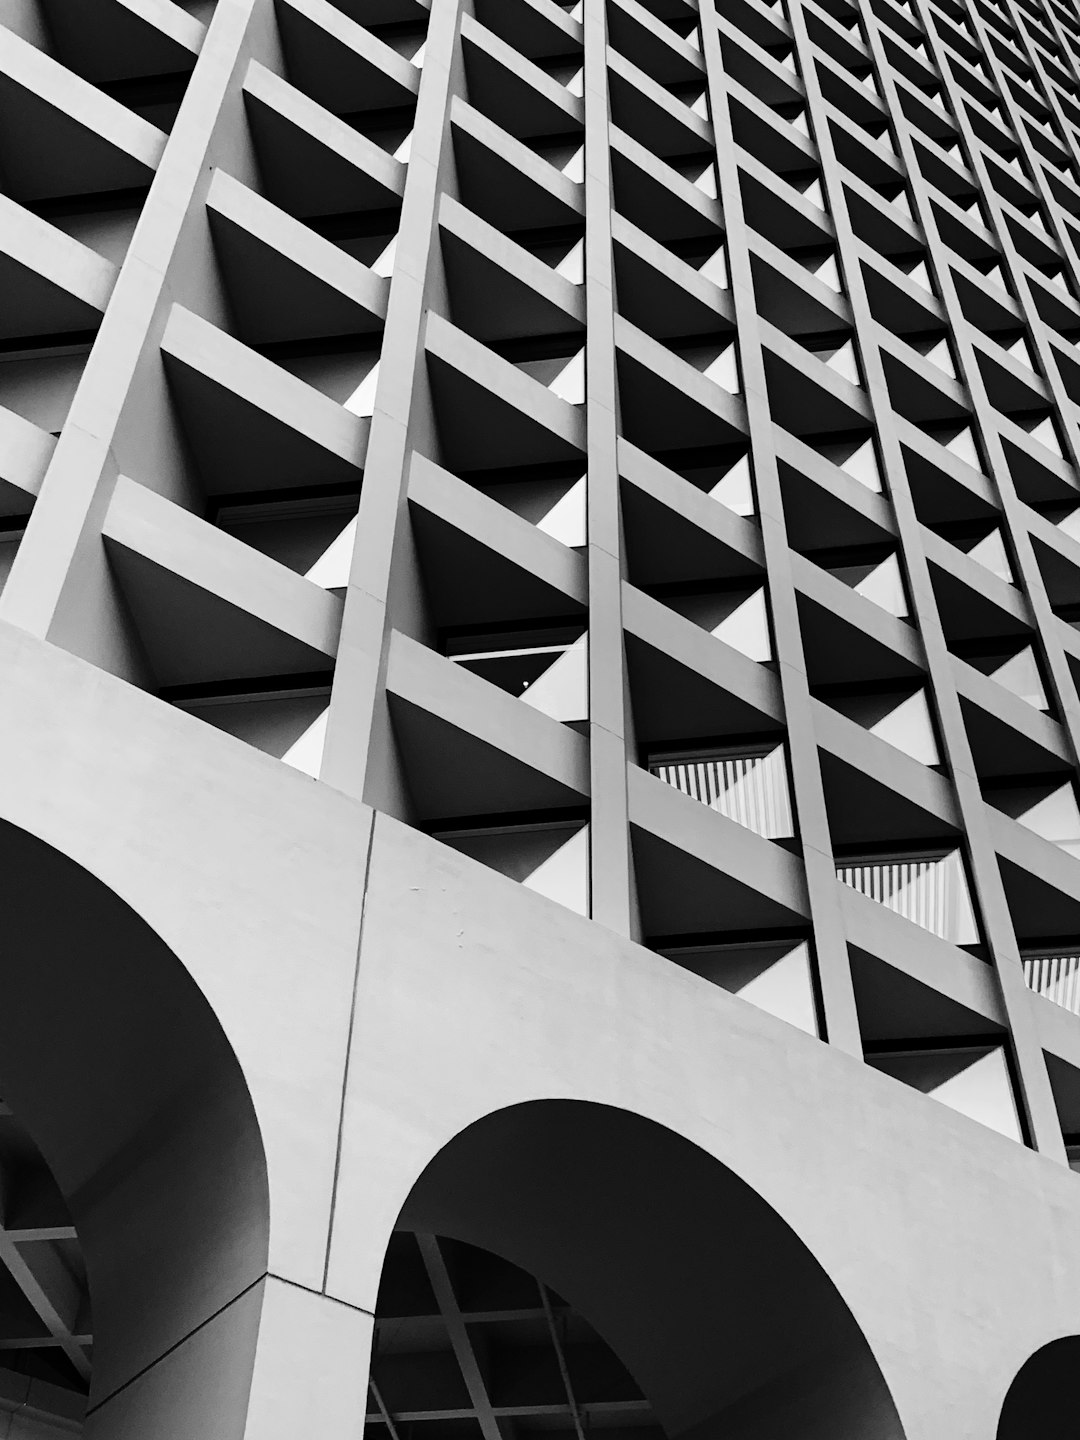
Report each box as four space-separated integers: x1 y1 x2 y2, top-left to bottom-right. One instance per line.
649 749 795 840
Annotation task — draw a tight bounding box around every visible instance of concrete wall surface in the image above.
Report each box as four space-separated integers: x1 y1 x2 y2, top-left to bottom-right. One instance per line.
0 618 1074 1439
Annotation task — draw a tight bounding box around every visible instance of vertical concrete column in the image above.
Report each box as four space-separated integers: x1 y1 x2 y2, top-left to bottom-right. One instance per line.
321 0 465 803
582 0 636 937
242 1278 372 1440
699 4 864 1055
83 1276 372 1439
799 0 1066 1152
0 0 260 664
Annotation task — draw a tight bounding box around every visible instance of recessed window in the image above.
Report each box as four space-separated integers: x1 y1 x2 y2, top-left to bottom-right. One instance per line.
837 847 979 944
650 743 795 839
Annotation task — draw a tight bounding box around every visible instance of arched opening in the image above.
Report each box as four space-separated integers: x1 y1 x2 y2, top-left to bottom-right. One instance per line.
369 1231 666 1440
0 817 269 1434
997 1336 1080 1438
0 1098 92 1433
367 1102 904 1440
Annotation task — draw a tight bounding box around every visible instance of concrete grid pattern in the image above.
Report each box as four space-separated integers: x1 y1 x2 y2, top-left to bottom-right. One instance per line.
365 1229 665 1440
9 0 1080 1424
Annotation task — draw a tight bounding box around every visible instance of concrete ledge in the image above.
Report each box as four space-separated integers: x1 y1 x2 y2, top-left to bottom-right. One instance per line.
0 194 117 322
615 314 748 433
161 304 369 494
791 550 925 669
0 27 165 172
385 629 590 803
461 11 584 125
0 405 56 503
839 882 1005 1026
627 762 809 918
812 698 962 830
243 60 406 208
438 194 586 333
618 438 763 568
610 126 720 227
103 476 343 663
407 453 588 608
450 99 585 220
207 169 388 341
952 657 1071 764
622 581 784 724
423 311 587 460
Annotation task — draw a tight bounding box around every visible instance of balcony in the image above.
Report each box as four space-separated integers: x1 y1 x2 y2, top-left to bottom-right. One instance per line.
649 743 795 839
1023 949 1080 1014
836 848 979 945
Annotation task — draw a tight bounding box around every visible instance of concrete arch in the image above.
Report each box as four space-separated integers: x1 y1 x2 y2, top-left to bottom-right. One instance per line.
0 816 269 1434
390 1099 906 1440
997 1335 1080 1438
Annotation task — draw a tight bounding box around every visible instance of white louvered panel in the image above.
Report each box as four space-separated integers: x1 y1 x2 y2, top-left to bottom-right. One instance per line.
1024 954 1080 1014
837 852 977 945
654 749 794 839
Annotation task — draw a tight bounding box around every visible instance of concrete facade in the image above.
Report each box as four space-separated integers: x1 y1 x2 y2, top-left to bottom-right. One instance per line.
3 0 1080 1434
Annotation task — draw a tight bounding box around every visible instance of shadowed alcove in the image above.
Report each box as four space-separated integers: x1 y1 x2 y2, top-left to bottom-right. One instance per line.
997 1335 1080 1438
367 1101 905 1440
0 817 269 1436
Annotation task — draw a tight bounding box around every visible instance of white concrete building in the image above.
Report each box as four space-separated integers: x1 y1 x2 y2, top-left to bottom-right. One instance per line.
0 0 1079 1434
